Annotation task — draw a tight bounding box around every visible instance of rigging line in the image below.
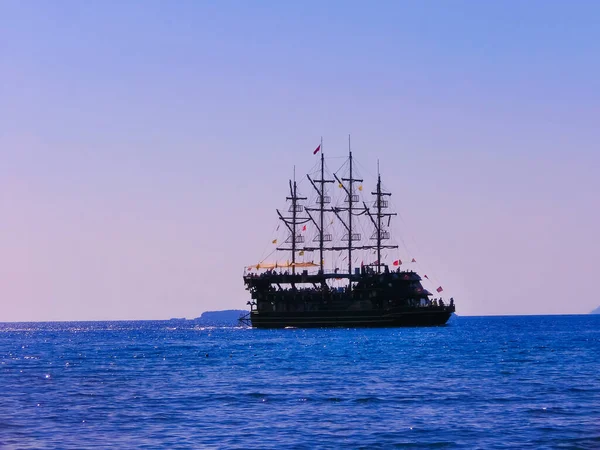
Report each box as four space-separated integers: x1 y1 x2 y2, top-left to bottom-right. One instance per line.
359 161 394 199
304 159 320 176
355 158 395 201
259 248 277 265
294 163 319 191
411 260 443 289
354 159 378 183
257 220 283 263
386 195 445 287
334 159 350 178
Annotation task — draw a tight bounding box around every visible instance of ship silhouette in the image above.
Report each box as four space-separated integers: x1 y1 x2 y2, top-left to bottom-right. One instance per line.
242 139 455 328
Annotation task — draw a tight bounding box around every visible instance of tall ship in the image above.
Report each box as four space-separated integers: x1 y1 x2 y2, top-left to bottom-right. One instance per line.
242 139 455 328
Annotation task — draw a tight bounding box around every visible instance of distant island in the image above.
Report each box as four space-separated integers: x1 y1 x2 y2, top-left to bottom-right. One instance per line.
591 306 600 314
196 310 248 325
169 310 248 326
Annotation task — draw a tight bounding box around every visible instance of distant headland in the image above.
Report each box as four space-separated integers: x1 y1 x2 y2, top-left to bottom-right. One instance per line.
591 306 600 314
169 310 248 326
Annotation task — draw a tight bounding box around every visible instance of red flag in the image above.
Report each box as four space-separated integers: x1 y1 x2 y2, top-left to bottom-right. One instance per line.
302 225 307 231
411 258 416 263
436 286 443 293
393 260 401 266
313 145 321 155
424 275 429 279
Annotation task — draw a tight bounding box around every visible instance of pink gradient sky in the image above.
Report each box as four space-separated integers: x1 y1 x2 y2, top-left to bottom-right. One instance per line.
1 1 599 320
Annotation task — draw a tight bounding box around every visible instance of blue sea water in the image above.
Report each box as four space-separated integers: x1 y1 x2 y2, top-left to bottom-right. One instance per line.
0 315 599 449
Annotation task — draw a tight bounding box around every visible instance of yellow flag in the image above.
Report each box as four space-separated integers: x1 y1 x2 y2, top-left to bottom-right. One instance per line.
358 185 363 191
299 250 304 256
272 239 277 244
338 183 343 188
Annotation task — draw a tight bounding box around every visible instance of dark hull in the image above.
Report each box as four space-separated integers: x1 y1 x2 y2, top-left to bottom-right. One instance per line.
250 307 453 329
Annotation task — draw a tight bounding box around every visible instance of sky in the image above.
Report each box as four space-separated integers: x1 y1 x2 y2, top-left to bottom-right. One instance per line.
1 1 599 321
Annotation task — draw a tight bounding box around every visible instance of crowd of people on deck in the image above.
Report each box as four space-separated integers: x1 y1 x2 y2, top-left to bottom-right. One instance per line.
428 297 455 308
245 269 295 278
244 269 454 309
244 267 418 278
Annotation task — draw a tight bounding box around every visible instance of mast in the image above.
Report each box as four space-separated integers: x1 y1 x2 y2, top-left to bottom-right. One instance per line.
376 163 382 273
331 135 363 278
277 169 308 276
319 138 325 273
364 160 396 273
291 172 297 274
306 138 333 274
347 137 353 276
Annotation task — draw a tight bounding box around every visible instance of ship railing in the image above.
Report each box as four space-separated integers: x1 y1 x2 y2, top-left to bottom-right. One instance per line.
244 268 347 277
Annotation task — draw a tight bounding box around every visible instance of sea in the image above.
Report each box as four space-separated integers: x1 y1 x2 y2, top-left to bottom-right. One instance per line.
1 315 599 449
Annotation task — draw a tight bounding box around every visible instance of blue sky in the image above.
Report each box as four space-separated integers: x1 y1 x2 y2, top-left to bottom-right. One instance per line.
1 1 599 320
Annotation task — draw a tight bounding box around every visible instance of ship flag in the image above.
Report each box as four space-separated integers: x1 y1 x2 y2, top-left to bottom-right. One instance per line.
436 286 443 293
299 250 305 256
313 145 321 155
302 225 307 231
272 239 277 244
393 260 401 266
